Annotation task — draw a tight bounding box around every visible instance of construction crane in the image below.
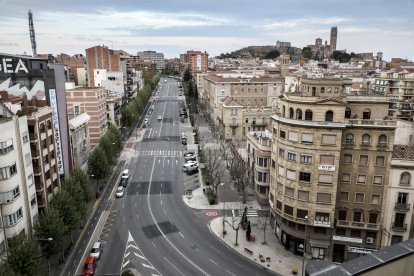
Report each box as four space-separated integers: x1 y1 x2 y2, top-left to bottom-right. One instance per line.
28 10 37 57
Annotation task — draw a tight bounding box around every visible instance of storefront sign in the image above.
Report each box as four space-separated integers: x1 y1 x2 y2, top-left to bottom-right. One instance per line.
347 246 376 254
333 236 363 244
314 220 331 227
49 89 65 175
0 57 29 74
318 165 335 171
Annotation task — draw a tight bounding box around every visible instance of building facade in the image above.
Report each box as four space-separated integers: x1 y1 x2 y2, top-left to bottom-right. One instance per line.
137 51 165 71
69 113 91 171
85 45 121 87
187 50 209 73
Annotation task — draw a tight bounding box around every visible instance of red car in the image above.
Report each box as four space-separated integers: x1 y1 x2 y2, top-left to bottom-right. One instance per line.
82 256 96 275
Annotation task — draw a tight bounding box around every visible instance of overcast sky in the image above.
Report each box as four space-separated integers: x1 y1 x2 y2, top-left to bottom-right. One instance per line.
0 0 413 61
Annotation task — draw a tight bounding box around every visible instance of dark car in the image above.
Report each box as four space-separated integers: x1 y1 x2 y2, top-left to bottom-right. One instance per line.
120 178 128 187
186 166 199 175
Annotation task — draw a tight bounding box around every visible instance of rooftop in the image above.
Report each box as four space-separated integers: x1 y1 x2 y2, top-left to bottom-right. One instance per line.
393 144 414 160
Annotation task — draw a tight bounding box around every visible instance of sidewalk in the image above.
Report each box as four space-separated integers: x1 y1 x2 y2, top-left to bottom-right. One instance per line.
181 110 304 276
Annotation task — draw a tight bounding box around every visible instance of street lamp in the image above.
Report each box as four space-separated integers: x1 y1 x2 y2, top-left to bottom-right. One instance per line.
90 174 99 198
302 215 308 276
34 237 53 276
220 183 226 237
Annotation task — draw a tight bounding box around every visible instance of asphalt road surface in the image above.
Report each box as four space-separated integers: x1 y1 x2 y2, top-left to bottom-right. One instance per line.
88 78 276 276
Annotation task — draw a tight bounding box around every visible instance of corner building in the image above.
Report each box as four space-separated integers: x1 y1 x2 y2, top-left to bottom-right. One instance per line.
269 77 395 262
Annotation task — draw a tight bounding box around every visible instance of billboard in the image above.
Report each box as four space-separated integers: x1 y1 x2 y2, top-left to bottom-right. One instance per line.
49 89 65 175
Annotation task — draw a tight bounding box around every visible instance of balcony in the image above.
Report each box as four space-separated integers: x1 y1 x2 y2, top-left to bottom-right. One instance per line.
392 223 407 232
342 140 354 148
336 220 380 231
37 198 45 208
345 119 396 128
29 133 38 142
377 142 387 149
31 150 40 159
229 122 238 127
395 202 410 211
35 182 44 193
252 121 268 127
360 142 371 148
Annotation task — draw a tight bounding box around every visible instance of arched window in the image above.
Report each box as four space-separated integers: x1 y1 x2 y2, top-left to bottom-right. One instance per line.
363 108 371 119
362 134 371 145
400 172 410 186
296 109 303 120
289 108 294 119
282 106 286 117
345 133 354 144
378 135 387 147
345 108 351 119
305 109 313 121
325 110 334 122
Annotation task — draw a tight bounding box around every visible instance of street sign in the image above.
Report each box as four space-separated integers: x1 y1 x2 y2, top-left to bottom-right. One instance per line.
205 211 218 217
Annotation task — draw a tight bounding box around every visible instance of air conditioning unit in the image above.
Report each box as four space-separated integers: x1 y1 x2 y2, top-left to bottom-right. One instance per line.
366 237 374 244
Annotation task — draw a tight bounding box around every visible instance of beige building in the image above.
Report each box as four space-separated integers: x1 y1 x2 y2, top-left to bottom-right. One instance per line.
268 76 395 262
66 87 108 148
246 130 272 205
69 113 91 170
383 145 414 247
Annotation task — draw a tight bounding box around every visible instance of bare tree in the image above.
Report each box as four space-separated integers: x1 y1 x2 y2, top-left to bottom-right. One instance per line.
225 214 242 246
203 146 226 196
229 155 250 204
257 213 271 245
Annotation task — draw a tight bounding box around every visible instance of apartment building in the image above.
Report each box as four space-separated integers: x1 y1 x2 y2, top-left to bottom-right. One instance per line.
383 145 414 247
0 102 38 258
187 50 209 73
137 50 165 71
69 113 91 171
85 45 122 87
268 76 395 262
246 130 272 205
371 71 414 121
66 87 107 148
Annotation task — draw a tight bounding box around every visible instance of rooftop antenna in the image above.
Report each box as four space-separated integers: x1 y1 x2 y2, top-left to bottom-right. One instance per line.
28 10 37 57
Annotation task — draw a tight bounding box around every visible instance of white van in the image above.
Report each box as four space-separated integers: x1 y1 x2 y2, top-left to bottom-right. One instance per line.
183 162 198 172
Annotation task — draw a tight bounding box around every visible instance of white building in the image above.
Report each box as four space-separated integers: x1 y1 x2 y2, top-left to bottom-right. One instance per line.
137 51 165 71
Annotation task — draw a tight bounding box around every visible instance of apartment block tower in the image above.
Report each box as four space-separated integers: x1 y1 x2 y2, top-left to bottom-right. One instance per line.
269 76 395 262
330 27 338 52
85 45 121 87
187 50 209 74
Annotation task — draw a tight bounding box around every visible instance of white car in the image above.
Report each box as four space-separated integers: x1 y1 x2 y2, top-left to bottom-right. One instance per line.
90 242 103 260
158 115 162 120
116 186 125 198
121 169 129 180
144 118 149 124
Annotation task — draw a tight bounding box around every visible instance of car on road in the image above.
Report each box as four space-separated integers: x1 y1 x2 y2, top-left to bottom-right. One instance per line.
158 115 162 120
121 169 129 180
144 117 149 124
184 152 196 161
120 178 128 187
90 242 103 260
116 186 125 198
82 256 97 276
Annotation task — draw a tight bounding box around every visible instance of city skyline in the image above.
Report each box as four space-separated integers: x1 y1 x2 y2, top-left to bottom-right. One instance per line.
0 0 413 60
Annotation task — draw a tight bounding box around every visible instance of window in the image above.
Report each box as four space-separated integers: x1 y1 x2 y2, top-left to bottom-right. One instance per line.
278 148 285 158
284 204 294 216
357 174 367 184
320 155 335 165
321 87 325 93
287 152 296 161
340 192 349 201
257 172 268 183
340 174 350 183
305 110 313 121
6 208 23 226
369 213 378 224
299 172 311 182
343 154 352 164
375 156 385 166
25 153 31 166
9 163 17 176
378 135 387 147
350 230 361 238
362 108 371 119
285 187 294 198
318 174 333 184
257 157 268 167
325 110 334 122
302 133 314 144
30 195 36 207
280 130 286 139
286 169 296 180
359 155 368 165
316 193 331 203
289 108 294 118
321 134 336 145
362 134 371 145
271 159 275 169
296 109 302 120
297 209 308 218
373 175 383 185
22 132 28 143
312 248 325 260
74 105 80 115
355 193 365 203
371 195 380 204
345 133 354 144
345 108 351 119
338 210 347 220
298 190 309 202
0 139 14 155
277 183 283 193
278 166 285 176
276 200 282 210
300 154 312 164
400 172 410 186
288 131 298 142
282 106 286 117
353 211 363 222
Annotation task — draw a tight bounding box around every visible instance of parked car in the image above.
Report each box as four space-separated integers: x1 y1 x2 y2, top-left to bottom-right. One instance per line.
187 166 199 175
120 178 128 187
90 242 103 260
116 186 125 198
82 256 97 276
184 152 196 161
121 169 129 180
158 115 162 120
144 118 149 124
183 161 198 172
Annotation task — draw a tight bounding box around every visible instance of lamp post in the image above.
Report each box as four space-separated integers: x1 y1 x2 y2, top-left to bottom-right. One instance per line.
0 201 7 258
34 237 53 276
220 183 226 237
302 215 308 276
90 174 99 198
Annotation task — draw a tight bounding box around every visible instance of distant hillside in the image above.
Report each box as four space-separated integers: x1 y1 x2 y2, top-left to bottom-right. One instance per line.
217 45 281 59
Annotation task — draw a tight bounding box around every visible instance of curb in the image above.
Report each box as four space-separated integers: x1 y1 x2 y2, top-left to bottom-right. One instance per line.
207 218 281 276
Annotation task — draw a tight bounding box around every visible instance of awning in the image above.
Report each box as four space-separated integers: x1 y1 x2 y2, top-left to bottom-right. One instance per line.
69 113 91 129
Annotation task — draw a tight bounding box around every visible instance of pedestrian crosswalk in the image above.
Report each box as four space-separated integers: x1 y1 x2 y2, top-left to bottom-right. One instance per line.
235 209 258 217
138 150 183 157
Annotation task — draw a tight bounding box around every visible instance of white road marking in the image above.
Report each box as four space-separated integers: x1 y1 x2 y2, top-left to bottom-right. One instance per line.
164 257 185 276
209 259 218 265
160 200 163 205
152 242 156 248
225 269 236 276
142 263 156 270
179 232 184 238
122 260 130 269
164 209 166 215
